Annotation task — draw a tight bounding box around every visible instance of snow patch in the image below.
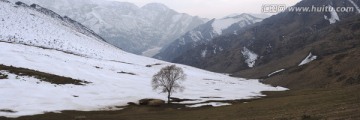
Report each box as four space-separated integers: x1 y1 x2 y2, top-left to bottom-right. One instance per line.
324 5 340 24
241 47 258 68
268 69 285 77
299 52 317 66
179 38 186 45
201 49 207 58
189 31 203 42
186 102 231 108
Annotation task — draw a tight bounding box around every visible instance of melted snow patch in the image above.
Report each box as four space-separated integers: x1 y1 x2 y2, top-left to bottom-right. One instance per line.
186 102 231 108
241 47 258 68
299 52 317 66
324 5 340 24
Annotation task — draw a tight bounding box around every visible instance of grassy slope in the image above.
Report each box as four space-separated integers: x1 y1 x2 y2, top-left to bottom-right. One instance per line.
263 48 360 90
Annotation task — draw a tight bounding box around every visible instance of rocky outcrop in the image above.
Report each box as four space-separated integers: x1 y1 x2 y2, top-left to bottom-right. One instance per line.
139 99 165 106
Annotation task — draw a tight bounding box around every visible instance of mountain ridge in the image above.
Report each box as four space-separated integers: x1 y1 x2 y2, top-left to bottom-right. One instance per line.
154 13 267 61
8 0 208 55
174 0 359 74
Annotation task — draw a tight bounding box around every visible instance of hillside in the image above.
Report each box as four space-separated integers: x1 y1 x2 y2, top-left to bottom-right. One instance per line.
172 0 360 79
263 15 360 89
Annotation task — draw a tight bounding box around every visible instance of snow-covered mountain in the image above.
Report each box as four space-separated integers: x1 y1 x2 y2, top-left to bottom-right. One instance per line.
8 0 208 56
0 1 285 118
154 13 268 61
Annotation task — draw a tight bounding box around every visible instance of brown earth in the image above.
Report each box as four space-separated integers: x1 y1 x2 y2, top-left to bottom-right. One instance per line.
1 85 359 120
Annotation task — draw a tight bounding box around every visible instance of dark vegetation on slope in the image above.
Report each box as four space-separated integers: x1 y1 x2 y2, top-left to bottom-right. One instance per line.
251 15 360 90
0 64 90 85
171 0 360 92
263 48 360 90
173 0 360 77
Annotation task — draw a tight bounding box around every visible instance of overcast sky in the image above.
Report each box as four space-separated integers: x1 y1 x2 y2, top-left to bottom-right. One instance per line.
111 0 301 19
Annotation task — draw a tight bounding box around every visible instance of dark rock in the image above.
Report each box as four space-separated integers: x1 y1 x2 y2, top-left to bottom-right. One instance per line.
139 99 165 106
127 102 137 105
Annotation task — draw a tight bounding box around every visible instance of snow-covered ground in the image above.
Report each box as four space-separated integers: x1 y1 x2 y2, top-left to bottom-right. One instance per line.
0 1 286 118
8 0 207 54
0 42 286 118
141 47 162 57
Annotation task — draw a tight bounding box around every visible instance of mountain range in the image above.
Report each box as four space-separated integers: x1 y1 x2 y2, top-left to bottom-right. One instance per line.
170 0 360 90
154 13 268 61
8 0 208 56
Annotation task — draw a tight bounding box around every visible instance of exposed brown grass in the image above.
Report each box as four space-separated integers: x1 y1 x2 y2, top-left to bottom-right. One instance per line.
0 64 90 85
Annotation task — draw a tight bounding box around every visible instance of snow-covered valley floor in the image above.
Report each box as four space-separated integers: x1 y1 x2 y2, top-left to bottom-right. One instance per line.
0 42 287 118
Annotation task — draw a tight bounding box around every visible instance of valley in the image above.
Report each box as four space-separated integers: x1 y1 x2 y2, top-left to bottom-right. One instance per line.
0 0 360 119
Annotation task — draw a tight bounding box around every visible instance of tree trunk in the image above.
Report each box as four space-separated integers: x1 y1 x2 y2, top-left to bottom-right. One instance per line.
167 92 171 104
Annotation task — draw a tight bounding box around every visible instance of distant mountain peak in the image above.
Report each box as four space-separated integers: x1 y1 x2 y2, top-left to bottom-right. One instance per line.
102 1 139 9
225 13 270 19
223 13 255 19
212 13 264 35
141 3 170 11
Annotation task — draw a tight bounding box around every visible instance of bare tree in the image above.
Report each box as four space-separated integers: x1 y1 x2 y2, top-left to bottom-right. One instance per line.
152 65 186 103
